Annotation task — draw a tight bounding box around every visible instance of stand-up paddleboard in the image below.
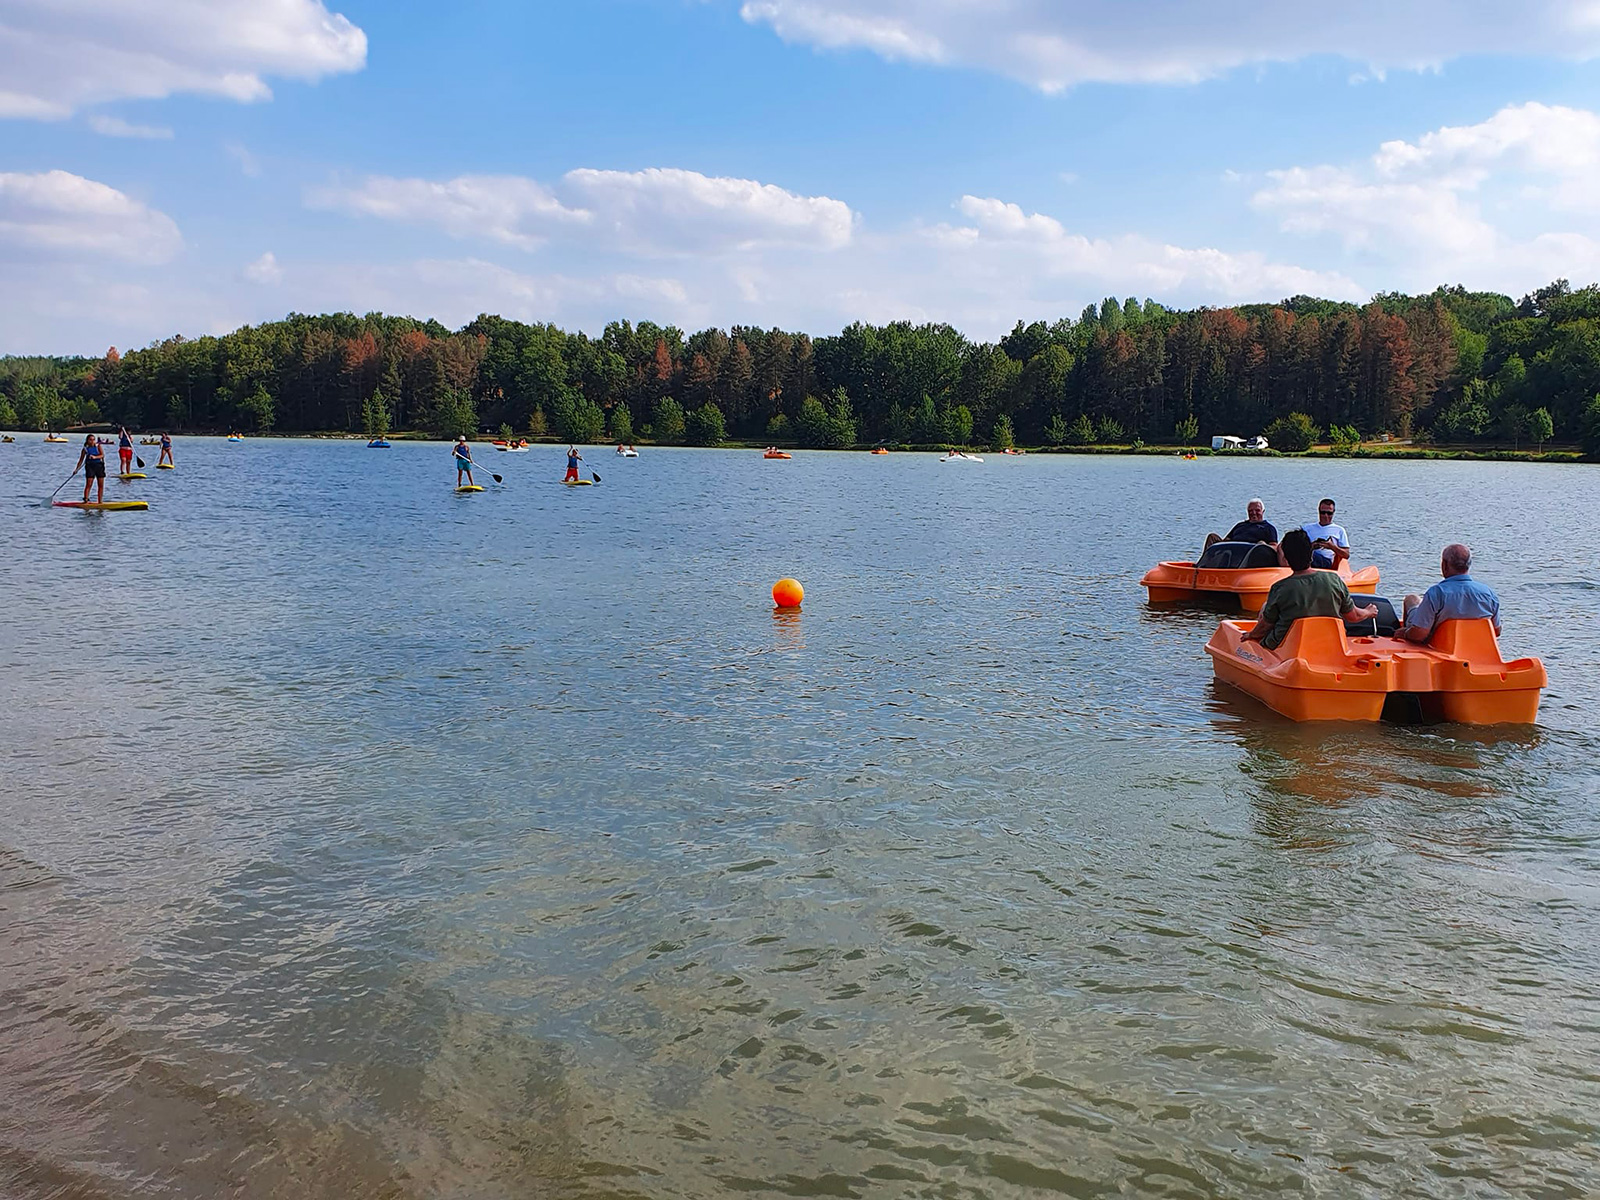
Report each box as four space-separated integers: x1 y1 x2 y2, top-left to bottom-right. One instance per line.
456 485 485 493
54 500 148 511
118 472 146 480
156 463 175 470
562 479 595 486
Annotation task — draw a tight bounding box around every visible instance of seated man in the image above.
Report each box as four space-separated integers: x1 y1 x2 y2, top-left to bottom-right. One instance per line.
1400 543 1500 642
1302 497 1350 568
1203 498 1278 551
1242 529 1378 650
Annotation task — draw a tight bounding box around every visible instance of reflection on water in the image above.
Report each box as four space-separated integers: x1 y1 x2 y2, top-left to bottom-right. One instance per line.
2 441 1599 1199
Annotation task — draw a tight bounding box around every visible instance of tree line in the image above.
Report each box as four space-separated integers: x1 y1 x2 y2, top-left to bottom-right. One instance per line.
4 280 1600 454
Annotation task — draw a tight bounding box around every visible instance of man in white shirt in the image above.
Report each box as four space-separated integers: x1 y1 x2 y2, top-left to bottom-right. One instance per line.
1302 497 1349 569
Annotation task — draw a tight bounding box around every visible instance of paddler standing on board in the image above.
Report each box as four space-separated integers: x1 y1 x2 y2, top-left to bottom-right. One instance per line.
158 431 174 467
116 425 134 475
564 444 582 482
453 435 476 487
75 432 107 504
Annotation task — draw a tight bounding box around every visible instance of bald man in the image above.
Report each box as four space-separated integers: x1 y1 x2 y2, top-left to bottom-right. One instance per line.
1401 543 1501 643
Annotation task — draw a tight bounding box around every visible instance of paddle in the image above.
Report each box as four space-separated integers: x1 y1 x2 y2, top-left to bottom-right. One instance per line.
44 466 80 506
591 469 601 483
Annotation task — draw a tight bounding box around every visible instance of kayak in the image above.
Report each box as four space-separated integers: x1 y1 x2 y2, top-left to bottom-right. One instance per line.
139 438 161 445
563 479 595 486
367 439 390 448
871 448 888 455
455 485 485 493
940 453 983 463
763 451 792 459
617 449 638 457
1142 542 1380 614
44 436 70 443
495 445 528 452
118 472 146 480
227 436 243 443
54 500 148 511
1206 611 1546 724
156 463 175 470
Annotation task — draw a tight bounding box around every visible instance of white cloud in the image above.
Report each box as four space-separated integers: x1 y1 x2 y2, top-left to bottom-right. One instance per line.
1252 102 1600 287
309 175 588 250
87 114 174 140
243 251 282 284
0 0 366 120
738 1 1600 91
311 167 856 256
0 170 181 264
224 141 263 178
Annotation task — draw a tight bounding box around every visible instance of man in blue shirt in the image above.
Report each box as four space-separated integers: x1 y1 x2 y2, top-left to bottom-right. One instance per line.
1401 543 1501 642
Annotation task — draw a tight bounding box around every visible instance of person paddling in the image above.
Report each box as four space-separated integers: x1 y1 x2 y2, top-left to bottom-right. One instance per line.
158 431 174 467
453 436 476 486
75 433 107 503
565 444 582 482
117 425 134 475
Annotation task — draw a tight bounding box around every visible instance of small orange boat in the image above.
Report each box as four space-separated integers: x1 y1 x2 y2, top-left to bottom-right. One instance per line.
871 447 888 455
1206 613 1546 723
1141 541 1379 613
763 450 792 459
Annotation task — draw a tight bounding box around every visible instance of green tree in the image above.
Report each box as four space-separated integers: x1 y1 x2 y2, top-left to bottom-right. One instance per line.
653 396 685 444
363 388 391 438
1528 406 1554 451
0 397 15 428
1067 414 1095 445
1583 394 1600 459
557 396 605 443
945 403 973 445
240 384 276 432
428 387 474 438
1498 402 1529 449
609 403 633 443
685 401 727 446
991 413 1014 450
1096 416 1126 444
826 387 856 447
528 407 547 438
1262 411 1319 452
1044 413 1068 445
767 413 791 440
1175 413 1199 444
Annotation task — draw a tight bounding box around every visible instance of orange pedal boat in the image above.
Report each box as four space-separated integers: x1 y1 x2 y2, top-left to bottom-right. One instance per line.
1205 615 1546 723
763 450 792 459
1142 541 1379 613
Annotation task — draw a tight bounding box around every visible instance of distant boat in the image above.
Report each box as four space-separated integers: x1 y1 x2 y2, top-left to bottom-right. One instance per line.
367 439 391 448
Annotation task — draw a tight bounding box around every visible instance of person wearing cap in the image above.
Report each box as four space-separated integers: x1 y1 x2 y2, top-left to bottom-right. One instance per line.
1302 498 1350 568
1400 544 1501 643
453 436 475 486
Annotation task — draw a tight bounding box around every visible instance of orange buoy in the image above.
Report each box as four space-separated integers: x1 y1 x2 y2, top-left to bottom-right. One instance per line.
772 578 804 608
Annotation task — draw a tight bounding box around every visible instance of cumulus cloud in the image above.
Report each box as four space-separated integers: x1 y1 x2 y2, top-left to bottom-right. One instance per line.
1251 102 1600 287
0 0 366 120
243 251 282 284
0 170 182 264
87 114 174 140
739 1 1600 91
312 167 856 255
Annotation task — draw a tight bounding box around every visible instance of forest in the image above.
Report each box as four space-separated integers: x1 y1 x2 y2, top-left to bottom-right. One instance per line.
4 280 1600 455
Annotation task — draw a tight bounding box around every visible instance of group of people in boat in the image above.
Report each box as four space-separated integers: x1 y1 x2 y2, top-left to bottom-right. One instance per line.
1204 496 1501 651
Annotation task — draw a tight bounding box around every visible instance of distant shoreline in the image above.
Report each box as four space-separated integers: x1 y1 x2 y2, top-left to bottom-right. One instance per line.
29 428 1583 463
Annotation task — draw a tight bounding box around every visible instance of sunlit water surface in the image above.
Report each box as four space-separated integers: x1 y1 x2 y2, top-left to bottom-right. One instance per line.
3 438 1598 1199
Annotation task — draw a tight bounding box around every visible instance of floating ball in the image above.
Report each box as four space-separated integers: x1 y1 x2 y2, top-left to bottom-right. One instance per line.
772 578 804 608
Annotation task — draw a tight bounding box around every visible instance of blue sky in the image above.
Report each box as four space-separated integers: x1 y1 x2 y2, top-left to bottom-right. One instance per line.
4 0 1600 353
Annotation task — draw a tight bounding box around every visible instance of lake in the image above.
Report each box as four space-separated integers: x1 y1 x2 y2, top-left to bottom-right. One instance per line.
3 437 1598 1199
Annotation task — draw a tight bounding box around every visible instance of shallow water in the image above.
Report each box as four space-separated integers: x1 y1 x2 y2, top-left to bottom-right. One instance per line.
3 437 1598 1199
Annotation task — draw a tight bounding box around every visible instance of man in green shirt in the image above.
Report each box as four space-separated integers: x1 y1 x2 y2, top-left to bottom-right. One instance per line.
1242 529 1378 650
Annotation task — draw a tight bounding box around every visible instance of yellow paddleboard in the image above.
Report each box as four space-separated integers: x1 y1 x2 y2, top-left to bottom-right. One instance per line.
456 485 485 493
156 463 175 469
562 479 594 486
118 472 146 480
54 500 149 511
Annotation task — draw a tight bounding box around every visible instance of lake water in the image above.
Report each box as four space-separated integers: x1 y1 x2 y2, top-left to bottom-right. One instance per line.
3 437 1599 1199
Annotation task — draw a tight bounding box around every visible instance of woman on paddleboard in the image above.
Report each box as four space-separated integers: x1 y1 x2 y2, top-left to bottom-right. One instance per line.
117 426 133 475
75 433 106 503
453 436 475 486
565 445 582 482
158 431 174 467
